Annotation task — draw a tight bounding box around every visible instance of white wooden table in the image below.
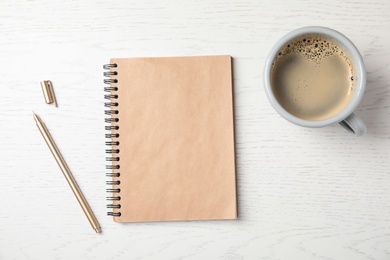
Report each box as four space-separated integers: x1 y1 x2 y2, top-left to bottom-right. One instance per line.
1 0 390 259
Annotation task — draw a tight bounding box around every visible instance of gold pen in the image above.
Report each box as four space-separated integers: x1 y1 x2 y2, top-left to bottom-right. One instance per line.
33 113 101 233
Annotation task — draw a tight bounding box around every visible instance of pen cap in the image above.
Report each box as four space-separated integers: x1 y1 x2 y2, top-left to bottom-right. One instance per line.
40 80 57 107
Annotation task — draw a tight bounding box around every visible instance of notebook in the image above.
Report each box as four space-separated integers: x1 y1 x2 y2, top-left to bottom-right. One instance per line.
103 55 237 222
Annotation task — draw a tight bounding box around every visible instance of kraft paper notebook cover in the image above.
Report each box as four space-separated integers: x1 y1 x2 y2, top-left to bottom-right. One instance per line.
103 55 237 222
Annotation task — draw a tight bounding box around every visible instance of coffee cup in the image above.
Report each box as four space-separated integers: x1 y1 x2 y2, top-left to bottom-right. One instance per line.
264 26 366 136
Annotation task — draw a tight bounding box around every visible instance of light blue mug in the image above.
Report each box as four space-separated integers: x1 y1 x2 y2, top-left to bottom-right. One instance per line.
264 26 367 136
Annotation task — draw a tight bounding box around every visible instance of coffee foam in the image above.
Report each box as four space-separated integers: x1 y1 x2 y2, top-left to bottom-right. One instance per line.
270 34 357 121
272 34 355 81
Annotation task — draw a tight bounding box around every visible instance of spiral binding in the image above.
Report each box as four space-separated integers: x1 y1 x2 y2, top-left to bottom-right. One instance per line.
104 63 121 217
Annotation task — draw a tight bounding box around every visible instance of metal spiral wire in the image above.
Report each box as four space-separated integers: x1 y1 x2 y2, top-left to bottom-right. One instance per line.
104 63 121 217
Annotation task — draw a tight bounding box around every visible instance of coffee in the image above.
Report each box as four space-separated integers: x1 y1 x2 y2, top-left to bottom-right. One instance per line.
271 34 355 121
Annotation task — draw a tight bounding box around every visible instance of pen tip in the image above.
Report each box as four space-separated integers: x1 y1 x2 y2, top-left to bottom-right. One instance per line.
33 112 39 122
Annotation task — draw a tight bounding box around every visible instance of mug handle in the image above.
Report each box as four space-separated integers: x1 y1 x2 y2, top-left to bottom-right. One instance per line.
339 113 367 136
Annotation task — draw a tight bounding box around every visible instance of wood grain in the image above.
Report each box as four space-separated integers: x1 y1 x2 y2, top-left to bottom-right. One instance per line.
1 0 390 259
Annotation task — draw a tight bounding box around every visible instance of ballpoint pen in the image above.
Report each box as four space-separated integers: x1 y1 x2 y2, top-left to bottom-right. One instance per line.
33 112 101 233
